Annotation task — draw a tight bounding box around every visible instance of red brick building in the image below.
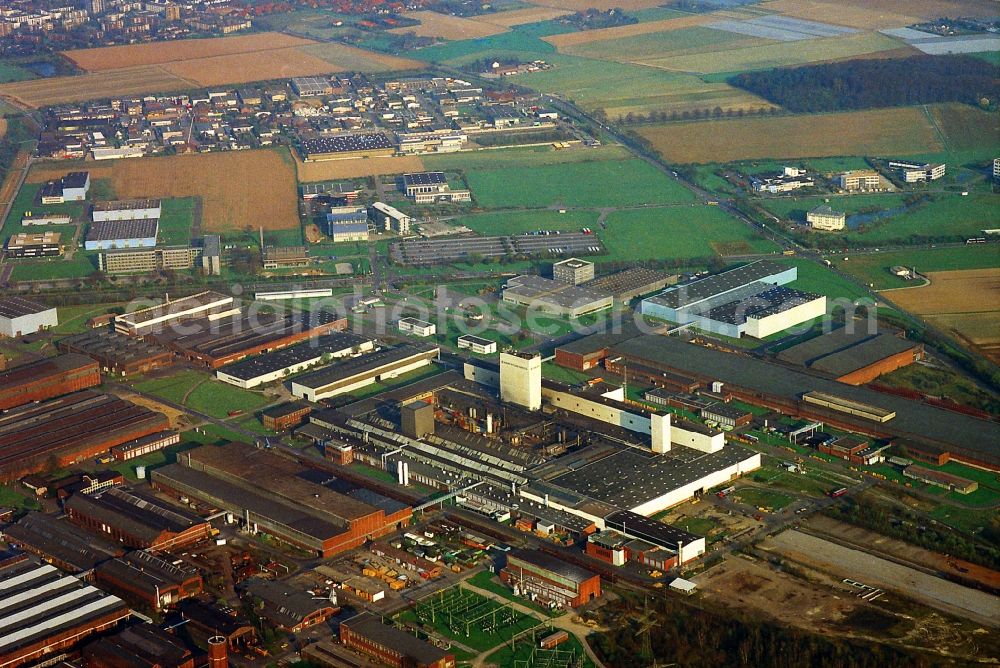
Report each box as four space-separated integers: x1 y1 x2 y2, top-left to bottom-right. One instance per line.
585 530 677 571
260 402 311 431
340 612 455 668
0 353 99 410
64 486 211 551
95 551 203 611
500 549 601 608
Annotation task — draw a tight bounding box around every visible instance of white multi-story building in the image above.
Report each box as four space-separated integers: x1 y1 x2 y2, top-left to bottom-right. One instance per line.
807 204 846 231
397 317 436 337
500 351 541 410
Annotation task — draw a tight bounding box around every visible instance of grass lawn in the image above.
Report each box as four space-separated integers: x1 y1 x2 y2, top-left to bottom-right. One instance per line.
466 159 697 209
0 61 37 83
878 363 1000 415
763 191 1000 244
1 182 85 241
601 205 777 261
542 361 593 385
409 19 571 63
422 144 633 172
131 369 272 419
831 244 1000 290
669 515 717 537
455 209 597 236
733 486 795 511
47 303 120 334
157 197 197 246
0 483 41 511
10 255 97 281
107 440 205 481
351 462 398 485
775 258 871 302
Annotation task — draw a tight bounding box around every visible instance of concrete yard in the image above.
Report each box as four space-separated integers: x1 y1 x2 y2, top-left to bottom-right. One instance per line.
765 530 1000 627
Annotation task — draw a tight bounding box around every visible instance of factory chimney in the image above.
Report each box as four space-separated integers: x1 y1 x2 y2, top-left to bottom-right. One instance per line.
207 636 228 668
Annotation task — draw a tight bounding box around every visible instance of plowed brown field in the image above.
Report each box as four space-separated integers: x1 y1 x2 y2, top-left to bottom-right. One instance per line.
27 149 298 232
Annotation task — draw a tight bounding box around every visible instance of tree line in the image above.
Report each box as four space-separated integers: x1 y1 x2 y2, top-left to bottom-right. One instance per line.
729 55 999 113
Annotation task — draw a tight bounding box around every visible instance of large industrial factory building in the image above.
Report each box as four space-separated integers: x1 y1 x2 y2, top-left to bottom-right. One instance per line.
640 260 825 338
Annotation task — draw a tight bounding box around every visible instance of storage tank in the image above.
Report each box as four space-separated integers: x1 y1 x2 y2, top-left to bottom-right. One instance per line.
135 465 146 479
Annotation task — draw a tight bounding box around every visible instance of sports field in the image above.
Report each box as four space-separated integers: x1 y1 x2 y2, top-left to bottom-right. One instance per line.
637 107 943 163
465 158 697 208
26 149 298 232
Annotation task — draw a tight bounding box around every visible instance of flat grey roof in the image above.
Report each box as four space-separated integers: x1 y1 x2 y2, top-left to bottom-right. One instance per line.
0 297 52 319
293 344 438 391
504 275 611 311
612 335 1000 463
644 260 790 310
217 332 372 381
550 443 755 511
811 334 919 377
86 219 158 242
507 548 596 585
605 510 697 551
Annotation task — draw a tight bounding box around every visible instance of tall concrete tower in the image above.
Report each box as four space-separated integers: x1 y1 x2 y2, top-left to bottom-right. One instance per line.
500 351 542 410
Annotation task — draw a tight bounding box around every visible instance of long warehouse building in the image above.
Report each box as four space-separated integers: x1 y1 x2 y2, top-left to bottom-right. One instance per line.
291 344 440 402
0 391 169 481
153 309 348 369
114 291 238 336
611 335 1000 470
152 441 412 557
0 555 129 668
216 332 374 389
0 353 100 410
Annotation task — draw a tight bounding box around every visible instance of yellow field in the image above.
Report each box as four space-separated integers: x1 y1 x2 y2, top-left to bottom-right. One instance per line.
637 107 943 163
486 7 572 27
161 47 339 87
544 15 712 49
390 11 509 40
61 32 315 70
642 32 904 74
0 118 6 138
0 65 191 107
0 42 420 108
27 149 299 232
761 0 1000 29
887 269 1000 364
293 153 426 182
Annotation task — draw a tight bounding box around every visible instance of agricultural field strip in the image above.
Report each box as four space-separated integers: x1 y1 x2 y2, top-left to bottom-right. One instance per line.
60 32 317 70
707 15 858 41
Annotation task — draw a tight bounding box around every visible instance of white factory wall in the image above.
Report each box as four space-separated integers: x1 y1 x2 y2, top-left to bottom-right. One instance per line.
745 296 827 339
293 357 432 402
0 307 59 337
215 341 374 389
464 361 499 388
629 451 762 517
672 425 725 454
93 206 161 222
543 388 651 433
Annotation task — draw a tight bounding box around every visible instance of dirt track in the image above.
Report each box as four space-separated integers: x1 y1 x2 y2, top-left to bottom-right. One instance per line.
766 530 1000 627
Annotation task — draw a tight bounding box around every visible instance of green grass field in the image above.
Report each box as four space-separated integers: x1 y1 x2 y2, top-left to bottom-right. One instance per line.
762 191 999 244
456 209 597 236
423 144 633 171
486 633 596 668
565 25 760 61
409 19 571 63
131 369 272 419
467 572 563 617
157 197 197 246
2 183 84 244
733 486 796 511
830 245 1000 290
0 61 36 83
465 158 696 209
10 255 97 281
775 258 871 302
600 205 778 261
653 32 902 74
